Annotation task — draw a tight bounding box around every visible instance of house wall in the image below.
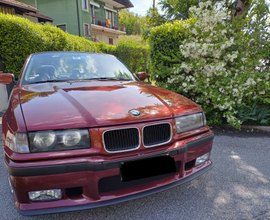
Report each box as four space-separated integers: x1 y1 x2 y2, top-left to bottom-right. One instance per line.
19 0 94 37
92 29 119 44
38 0 81 36
19 14 39 23
17 0 36 8
19 0 81 36
78 0 92 38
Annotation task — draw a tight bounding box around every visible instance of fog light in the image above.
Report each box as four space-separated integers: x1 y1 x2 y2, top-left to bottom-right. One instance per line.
28 189 62 202
195 153 210 166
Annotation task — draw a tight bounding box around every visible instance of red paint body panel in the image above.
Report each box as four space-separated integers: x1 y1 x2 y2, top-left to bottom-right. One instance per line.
19 81 201 131
6 138 213 212
2 88 27 147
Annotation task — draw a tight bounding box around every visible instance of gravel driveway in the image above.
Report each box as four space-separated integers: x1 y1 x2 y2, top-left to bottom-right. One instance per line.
0 122 269 220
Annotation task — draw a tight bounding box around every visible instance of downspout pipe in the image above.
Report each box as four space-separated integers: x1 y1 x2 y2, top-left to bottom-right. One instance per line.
76 0 81 36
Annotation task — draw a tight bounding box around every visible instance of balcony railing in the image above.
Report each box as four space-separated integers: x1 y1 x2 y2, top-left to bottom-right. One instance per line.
91 15 126 32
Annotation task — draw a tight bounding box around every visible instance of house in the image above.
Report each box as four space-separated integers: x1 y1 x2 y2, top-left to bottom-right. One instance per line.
89 0 133 45
0 0 53 23
17 0 134 45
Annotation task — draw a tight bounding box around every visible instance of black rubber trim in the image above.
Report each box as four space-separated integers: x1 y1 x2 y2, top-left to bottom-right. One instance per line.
5 134 214 177
18 163 213 216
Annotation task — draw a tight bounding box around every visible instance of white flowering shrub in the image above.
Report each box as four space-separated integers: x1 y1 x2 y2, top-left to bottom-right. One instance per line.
151 1 270 128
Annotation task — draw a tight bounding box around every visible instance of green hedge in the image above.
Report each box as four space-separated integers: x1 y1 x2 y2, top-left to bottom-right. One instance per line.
0 13 98 78
148 19 195 84
98 40 149 73
0 13 149 78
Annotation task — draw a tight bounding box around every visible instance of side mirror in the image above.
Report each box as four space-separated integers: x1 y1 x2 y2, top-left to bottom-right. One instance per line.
136 72 146 81
0 73 15 84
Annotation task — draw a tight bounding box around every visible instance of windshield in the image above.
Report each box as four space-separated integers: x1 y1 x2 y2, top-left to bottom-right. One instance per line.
21 52 137 85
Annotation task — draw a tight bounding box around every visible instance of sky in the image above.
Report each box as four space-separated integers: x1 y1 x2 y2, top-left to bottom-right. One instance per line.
129 0 162 16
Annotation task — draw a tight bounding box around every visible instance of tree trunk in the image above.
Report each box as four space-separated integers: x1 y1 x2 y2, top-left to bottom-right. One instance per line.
231 0 250 21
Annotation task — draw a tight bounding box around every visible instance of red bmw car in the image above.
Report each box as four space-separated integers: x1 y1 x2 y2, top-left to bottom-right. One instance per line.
1 52 214 215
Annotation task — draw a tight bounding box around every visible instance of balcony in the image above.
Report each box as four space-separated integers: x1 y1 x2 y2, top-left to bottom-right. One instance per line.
91 15 126 33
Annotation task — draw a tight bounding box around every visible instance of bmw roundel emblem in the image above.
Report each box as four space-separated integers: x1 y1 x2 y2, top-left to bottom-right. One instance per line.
129 110 141 117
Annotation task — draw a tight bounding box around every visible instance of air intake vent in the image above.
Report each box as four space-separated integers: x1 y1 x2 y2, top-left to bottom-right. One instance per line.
143 123 171 147
103 128 140 152
98 161 180 194
98 173 174 193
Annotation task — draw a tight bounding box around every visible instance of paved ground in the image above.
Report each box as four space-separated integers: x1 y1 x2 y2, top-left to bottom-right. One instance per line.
0 122 270 220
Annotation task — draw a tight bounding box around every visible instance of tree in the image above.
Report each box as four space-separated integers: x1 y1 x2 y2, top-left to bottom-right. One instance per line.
232 0 250 19
145 7 167 27
119 9 146 35
133 20 143 35
159 0 200 21
157 0 253 22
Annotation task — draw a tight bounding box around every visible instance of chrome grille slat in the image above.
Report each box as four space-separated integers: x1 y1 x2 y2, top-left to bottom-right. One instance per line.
143 123 171 147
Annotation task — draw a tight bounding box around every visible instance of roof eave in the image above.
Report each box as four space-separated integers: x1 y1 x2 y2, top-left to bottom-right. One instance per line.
112 0 133 9
25 12 54 22
0 0 38 12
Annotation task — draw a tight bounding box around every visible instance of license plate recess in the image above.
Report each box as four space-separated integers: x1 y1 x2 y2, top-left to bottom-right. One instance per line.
120 156 176 182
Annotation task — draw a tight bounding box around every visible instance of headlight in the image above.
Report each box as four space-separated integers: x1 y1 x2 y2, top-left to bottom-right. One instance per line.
8 132 30 153
33 132 56 149
175 113 206 134
29 129 91 153
63 130 81 146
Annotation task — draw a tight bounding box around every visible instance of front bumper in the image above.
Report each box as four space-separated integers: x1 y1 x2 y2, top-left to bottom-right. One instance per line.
5 133 214 216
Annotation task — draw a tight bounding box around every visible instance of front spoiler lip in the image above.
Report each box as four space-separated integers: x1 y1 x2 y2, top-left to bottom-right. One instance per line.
5 134 214 177
18 163 213 216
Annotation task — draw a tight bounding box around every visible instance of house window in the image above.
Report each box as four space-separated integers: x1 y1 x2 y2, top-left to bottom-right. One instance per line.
106 10 113 28
109 38 113 45
84 23 90 37
56 24 67 32
91 5 95 24
82 0 88 10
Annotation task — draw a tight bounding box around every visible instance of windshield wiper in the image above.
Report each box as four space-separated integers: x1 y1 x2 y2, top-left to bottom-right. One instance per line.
29 79 69 84
29 77 131 84
88 77 131 81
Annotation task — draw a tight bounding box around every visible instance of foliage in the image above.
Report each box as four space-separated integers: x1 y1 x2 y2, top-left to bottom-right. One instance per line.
98 41 116 54
98 37 150 73
143 8 167 40
118 9 147 35
149 1 270 128
119 35 149 47
133 20 143 35
244 0 270 68
154 0 236 22
0 13 98 78
145 7 167 27
159 0 200 21
148 19 193 82
144 0 229 39
237 101 270 125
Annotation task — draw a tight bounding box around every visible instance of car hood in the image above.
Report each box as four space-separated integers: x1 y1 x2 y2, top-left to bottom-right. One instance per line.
19 81 202 131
